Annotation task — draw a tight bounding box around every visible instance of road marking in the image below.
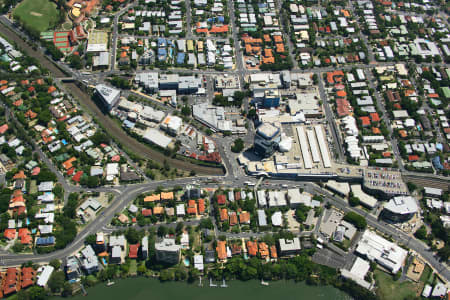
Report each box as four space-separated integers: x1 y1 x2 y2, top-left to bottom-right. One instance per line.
112 189 122 194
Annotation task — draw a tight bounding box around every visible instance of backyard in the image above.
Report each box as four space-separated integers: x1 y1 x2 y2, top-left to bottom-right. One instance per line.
374 269 418 300
13 0 59 32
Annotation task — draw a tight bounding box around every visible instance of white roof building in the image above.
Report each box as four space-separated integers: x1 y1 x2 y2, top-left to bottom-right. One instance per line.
37 265 54 287
95 84 120 110
351 185 377 208
431 283 447 297
143 128 172 149
340 257 372 290
194 254 204 271
271 211 283 226
257 190 267 207
38 181 54 192
161 115 183 134
326 180 350 197
383 196 418 217
106 163 119 181
424 187 442 198
176 204 185 216
355 230 408 274
422 284 432 298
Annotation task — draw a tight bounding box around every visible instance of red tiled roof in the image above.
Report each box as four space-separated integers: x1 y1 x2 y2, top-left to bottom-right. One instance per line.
229 212 237 226
198 199 205 214
187 206 197 214
67 167 75 176
0 124 8 134
220 208 228 222
239 211 250 224
370 113 380 122
21 267 35 289
216 240 227 260
360 116 371 127
4 229 16 240
246 240 258 256
336 90 347 98
336 98 352 117
2 268 18 296
270 245 278 258
217 194 226 205
408 155 419 162
382 152 391 157
129 243 140 258
72 170 83 182
210 25 228 33
327 70 344 84
19 228 32 245
13 99 23 107
31 167 41 176
259 242 269 258
13 170 26 180
142 208 152 216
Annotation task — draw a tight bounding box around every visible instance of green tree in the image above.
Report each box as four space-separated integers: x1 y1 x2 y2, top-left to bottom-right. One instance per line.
414 225 427 240
85 234 97 246
181 105 191 116
37 111 52 127
349 196 360 207
49 259 61 270
86 176 100 188
176 222 184 234
437 245 450 261
158 225 168 237
48 270 65 293
231 138 244 153
68 54 82 69
343 212 367 230
64 193 79 218
125 228 140 244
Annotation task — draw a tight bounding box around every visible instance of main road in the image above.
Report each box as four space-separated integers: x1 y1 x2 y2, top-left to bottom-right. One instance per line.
0 5 449 282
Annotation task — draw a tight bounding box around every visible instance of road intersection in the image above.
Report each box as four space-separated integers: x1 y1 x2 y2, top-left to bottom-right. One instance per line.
0 0 448 284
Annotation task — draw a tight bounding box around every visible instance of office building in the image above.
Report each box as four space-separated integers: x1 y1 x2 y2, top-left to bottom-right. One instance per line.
95 84 120 111
278 238 301 256
382 196 418 222
254 123 281 158
155 238 181 264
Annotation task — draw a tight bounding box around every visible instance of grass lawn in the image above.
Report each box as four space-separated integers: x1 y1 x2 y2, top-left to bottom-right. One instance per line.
13 0 58 32
129 260 137 276
420 265 433 284
375 270 417 300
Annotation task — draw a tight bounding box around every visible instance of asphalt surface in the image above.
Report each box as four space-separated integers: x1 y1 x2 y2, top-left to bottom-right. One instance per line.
0 3 449 283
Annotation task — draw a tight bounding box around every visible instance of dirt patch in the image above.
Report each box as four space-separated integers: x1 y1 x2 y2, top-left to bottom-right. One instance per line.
30 11 43 16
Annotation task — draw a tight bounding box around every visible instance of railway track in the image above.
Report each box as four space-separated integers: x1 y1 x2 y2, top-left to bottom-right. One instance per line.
0 20 224 175
403 174 449 191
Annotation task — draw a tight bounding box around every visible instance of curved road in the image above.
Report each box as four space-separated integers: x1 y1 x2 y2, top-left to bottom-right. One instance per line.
0 9 448 283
